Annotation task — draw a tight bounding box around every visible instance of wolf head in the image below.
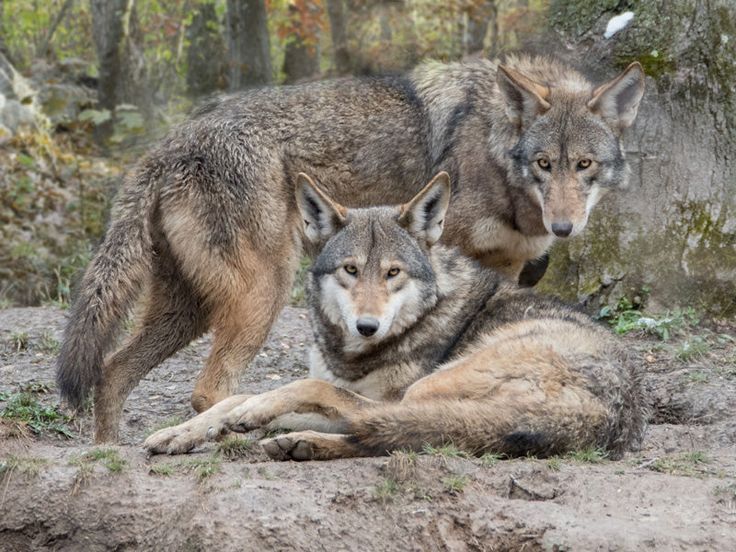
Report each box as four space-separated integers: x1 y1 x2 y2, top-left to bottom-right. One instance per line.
499 62 645 238
297 172 450 350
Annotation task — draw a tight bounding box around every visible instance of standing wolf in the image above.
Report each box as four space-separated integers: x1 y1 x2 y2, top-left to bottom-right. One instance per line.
57 55 645 442
145 173 646 460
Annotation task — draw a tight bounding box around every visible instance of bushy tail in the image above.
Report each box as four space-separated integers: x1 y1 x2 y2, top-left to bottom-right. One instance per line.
56 163 160 409
348 398 623 458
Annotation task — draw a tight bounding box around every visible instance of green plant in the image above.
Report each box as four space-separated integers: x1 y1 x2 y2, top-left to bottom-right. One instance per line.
546 457 562 471
37 331 60 354
216 435 253 459
9 332 29 352
676 336 710 361
650 451 710 477
442 474 469 493
149 463 176 476
479 452 503 467
599 302 699 341
373 478 399 502
686 371 709 384
567 447 608 464
84 448 127 473
422 443 468 458
0 392 73 438
183 454 221 481
0 455 48 480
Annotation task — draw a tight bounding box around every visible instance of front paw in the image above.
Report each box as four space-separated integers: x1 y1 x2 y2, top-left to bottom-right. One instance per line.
143 421 225 455
224 398 273 433
261 433 316 461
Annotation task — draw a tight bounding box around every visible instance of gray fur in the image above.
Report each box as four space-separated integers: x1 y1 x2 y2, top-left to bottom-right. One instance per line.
57 56 644 441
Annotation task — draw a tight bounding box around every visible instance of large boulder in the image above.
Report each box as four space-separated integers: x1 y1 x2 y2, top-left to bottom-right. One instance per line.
537 0 736 317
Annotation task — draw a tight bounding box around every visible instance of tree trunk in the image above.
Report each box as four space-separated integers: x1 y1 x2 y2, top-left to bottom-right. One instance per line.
282 2 320 84
36 0 75 58
537 0 736 316
326 0 350 74
90 0 148 137
464 1 497 56
186 1 226 97
226 0 272 89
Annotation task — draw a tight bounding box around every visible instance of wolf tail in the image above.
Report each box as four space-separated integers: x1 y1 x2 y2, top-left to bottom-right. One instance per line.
348 397 626 459
56 161 161 410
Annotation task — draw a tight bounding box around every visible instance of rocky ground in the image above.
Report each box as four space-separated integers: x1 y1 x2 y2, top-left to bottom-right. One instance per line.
1 306 735 551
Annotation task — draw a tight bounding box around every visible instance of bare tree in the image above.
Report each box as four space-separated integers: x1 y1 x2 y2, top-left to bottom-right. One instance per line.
0 0 12 63
226 0 272 89
37 0 75 58
186 1 226 96
282 2 321 84
90 0 149 133
326 0 350 74
464 1 497 56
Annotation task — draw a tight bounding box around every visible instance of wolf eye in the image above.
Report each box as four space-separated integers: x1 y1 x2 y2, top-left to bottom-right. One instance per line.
387 267 400 278
577 159 592 170
344 265 357 275
537 158 551 170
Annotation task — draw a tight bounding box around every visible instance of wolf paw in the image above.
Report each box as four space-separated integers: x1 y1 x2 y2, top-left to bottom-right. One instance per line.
143 421 225 455
261 433 316 461
224 398 273 433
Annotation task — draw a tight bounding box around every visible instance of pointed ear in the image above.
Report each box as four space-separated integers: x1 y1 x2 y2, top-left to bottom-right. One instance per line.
295 173 347 243
588 62 645 131
496 64 551 128
398 172 451 246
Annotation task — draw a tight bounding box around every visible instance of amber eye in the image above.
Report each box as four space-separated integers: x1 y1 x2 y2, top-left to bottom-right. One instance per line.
577 159 592 170
537 158 551 170
387 267 400 278
344 265 357 275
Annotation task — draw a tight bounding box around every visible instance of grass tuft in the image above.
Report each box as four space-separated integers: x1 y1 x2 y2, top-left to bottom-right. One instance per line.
0 455 48 480
149 463 176 477
182 454 221 481
479 452 503 467
37 331 60 354
442 474 469 494
373 478 399 502
83 448 127 473
216 435 253 459
566 447 609 464
422 443 468 458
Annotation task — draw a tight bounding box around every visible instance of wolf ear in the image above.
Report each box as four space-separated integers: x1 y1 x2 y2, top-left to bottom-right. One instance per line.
398 172 451 246
296 173 347 243
496 64 551 128
588 62 645 131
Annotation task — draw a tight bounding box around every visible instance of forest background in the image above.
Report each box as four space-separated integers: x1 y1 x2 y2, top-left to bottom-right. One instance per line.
0 0 734 322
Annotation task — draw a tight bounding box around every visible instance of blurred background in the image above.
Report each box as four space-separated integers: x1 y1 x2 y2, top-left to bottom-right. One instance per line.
0 0 734 325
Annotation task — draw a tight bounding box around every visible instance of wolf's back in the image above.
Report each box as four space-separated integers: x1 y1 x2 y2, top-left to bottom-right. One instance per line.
56 163 160 409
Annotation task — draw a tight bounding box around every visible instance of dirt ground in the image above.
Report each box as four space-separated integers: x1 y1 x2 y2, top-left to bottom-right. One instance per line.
1 306 735 551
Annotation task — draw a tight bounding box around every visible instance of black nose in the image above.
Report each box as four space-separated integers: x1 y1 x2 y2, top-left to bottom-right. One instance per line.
356 317 380 337
551 222 573 237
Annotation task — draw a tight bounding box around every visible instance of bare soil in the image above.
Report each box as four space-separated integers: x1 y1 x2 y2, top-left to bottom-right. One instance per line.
1 307 735 551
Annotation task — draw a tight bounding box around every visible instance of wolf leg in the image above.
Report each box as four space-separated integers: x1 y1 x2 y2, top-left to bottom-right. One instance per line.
94 271 208 443
190 248 298 413
143 394 252 454
225 378 376 433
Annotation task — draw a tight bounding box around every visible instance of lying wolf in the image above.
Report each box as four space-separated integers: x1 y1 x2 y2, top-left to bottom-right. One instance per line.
145 173 646 460
57 55 645 442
